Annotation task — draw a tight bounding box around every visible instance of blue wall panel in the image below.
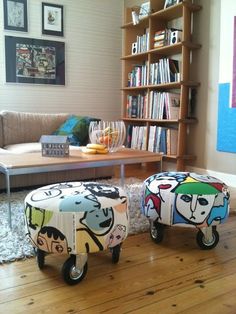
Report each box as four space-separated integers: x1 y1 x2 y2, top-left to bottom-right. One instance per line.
217 83 236 153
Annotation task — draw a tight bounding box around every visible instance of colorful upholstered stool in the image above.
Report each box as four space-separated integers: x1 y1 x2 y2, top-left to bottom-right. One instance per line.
24 181 129 285
141 172 230 249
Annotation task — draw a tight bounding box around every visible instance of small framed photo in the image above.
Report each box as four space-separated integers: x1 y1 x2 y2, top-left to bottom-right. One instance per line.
42 2 64 37
3 0 28 32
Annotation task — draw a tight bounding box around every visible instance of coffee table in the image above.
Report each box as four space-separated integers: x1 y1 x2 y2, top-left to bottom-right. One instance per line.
0 148 162 227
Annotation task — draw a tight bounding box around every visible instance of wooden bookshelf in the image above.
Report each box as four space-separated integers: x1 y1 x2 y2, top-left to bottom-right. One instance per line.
121 0 201 171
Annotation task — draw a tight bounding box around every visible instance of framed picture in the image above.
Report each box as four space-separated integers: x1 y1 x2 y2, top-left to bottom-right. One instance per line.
3 0 28 32
5 36 65 85
164 0 182 9
42 2 64 36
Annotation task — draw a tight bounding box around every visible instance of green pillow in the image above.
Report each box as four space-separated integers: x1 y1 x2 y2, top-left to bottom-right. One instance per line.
53 115 100 146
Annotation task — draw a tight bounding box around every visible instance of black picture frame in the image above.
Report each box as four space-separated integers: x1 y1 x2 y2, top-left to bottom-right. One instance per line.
5 36 65 85
3 0 28 32
42 2 64 37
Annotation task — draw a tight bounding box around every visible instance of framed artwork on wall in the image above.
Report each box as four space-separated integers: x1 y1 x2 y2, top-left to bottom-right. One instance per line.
3 0 28 32
5 36 65 85
42 2 64 36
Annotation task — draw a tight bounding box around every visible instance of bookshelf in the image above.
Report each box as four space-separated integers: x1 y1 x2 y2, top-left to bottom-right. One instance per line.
121 0 201 171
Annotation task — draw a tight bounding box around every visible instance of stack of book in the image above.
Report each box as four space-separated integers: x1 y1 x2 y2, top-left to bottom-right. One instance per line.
153 30 166 48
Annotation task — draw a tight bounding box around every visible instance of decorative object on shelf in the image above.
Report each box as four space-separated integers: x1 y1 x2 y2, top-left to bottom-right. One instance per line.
40 135 69 157
3 0 28 32
131 1 151 25
5 36 65 85
89 121 126 152
164 0 182 10
42 2 64 36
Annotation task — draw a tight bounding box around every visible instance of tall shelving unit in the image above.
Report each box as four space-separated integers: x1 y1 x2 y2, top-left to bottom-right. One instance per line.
121 0 201 171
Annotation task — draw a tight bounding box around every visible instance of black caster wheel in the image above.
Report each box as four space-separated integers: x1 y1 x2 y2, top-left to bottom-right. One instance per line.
111 244 121 264
150 221 165 244
196 226 219 250
36 248 45 269
62 255 88 285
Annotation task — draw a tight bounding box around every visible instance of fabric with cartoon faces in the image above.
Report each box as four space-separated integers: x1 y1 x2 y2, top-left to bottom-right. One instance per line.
25 182 129 254
142 172 230 228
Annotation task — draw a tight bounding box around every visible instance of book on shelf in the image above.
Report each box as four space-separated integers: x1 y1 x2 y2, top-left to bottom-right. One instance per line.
129 125 147 150
147 126 177 154
167 128 178 155
147 91 179 120
135 28 150 54
126 94 148 119
168 58 181 83
127 61 148 87
165 92 180 120
149 58 180 84
126 124 133 148
148 125 156 152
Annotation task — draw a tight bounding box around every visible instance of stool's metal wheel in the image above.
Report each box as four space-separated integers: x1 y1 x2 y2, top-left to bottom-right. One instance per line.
150 221 165 244
36 248 45 269
196 226 219 250
62 255 88 285
111 244 121 264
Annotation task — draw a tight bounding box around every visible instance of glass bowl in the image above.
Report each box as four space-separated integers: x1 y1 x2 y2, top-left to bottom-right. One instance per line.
89 121 126 152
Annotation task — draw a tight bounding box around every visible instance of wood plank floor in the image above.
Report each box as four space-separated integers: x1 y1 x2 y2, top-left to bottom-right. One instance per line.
0 164 236 314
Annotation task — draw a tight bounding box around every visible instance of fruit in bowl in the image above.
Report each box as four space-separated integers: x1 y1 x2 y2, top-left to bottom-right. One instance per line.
89 121 126 152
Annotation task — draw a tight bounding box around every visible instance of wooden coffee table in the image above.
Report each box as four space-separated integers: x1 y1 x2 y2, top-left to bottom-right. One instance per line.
0 148 162 227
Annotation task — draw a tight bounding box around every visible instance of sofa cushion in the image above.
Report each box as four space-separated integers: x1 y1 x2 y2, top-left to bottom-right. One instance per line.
53 115 100 146
1 111 69 146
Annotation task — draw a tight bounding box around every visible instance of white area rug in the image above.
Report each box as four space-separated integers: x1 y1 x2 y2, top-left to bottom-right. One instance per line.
0 178 148 264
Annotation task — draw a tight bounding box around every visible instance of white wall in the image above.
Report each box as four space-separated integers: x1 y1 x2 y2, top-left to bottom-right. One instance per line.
0 0 123 120
189 0 236 185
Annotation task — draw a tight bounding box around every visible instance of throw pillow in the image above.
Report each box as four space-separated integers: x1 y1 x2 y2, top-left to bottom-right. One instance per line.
53 115 100 146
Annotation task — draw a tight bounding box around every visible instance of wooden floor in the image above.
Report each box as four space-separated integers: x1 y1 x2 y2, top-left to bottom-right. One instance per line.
0 164 236 314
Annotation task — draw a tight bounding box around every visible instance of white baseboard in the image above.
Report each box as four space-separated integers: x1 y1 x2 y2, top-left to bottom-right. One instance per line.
186 166 236 188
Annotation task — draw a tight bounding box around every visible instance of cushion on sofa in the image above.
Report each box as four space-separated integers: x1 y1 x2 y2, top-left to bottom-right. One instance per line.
4 142 42 154
53 115 100 146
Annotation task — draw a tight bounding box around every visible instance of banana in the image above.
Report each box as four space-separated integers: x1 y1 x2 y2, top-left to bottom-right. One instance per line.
87 143 106 150
96 148 109 154
82 147 97 154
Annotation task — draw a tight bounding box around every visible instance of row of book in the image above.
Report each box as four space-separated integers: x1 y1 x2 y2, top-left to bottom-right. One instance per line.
132 28 150 54
126 124 178 155
127 58 180 87
127 61 148 87
148 126 178 154
126 125 147 150
126 91 180 120
149 58 180 85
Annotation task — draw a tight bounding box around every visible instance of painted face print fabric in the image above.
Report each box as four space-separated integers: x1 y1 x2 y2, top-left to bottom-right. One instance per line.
25 182 129 254
142 172 230 228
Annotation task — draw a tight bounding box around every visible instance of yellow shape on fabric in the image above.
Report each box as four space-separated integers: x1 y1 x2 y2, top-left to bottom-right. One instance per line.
184 177 198 184
76 229 106 253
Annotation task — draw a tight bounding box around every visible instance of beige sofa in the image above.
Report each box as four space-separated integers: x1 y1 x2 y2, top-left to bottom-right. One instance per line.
0 110 113 190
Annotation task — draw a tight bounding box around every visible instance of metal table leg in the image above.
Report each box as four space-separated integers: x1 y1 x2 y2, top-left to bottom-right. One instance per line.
5 170 12 229
120 164 125 187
